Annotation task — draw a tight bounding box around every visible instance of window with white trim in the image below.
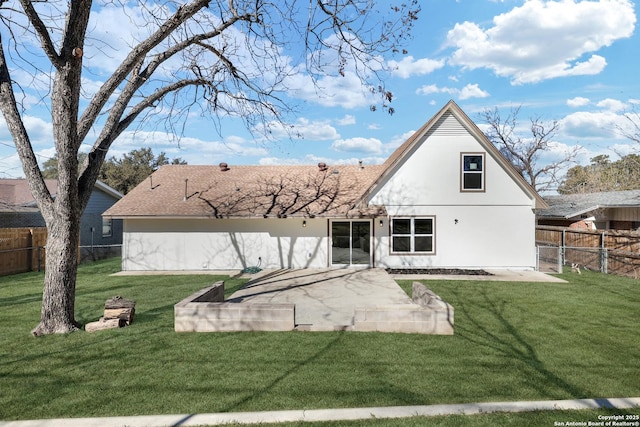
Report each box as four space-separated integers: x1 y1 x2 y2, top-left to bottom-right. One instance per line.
461 153 485 191
391 217 435 254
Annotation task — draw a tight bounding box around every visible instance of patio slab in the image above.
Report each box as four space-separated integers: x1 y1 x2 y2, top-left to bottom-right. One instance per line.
227 268 415 331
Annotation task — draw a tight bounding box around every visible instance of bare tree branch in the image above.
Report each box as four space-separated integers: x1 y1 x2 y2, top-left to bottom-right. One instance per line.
0 0 418 335
481 106 581 193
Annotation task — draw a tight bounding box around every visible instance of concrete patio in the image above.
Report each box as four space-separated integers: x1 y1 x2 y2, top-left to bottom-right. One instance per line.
227 268 418 331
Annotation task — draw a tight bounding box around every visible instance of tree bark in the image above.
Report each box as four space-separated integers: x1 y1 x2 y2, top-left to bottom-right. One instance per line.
31 213 82 336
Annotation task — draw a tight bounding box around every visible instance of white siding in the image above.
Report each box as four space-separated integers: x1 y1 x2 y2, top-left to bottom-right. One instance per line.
369 112 537 270
373 206 536 269
122 218 328 271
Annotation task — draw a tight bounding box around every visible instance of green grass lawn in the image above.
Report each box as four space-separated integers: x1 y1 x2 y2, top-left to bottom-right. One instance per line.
1 259 639 423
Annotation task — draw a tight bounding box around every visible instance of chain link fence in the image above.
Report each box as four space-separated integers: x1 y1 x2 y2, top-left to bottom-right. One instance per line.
537 244 640 278
79 244 122 263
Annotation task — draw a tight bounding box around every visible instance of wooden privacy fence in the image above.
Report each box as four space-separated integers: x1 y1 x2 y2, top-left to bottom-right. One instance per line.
0 228 47 277
536 225 640 279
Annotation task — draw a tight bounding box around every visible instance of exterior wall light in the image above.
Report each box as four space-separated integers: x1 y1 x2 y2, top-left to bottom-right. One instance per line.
302 220 307 227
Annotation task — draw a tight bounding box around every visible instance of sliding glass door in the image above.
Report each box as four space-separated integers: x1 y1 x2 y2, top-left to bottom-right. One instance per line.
331 220 371 266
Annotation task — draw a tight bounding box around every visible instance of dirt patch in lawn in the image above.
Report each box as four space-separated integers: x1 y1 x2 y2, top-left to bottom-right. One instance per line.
386 268 493 276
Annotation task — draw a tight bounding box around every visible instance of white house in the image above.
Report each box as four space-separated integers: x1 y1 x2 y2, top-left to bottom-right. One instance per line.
104 101 547 271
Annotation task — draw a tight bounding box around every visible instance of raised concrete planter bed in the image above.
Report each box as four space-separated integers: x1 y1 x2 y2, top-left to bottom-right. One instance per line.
175 282 295 332
354 282 454 335
175 279 452 334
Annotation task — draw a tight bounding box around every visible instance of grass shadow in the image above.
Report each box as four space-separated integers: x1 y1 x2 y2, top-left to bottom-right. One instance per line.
449 285 588 399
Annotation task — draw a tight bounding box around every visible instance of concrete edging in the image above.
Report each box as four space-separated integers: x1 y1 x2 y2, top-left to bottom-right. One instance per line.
1 397 638 427
174 282 295 332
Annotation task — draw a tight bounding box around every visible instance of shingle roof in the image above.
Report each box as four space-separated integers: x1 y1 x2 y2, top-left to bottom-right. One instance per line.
0 179 122 214
0 179 58 208
104 163 386 218
539 190 640 219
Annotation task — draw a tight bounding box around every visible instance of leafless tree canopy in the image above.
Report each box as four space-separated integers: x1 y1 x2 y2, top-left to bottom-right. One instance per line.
619 105 640 145
0 0 419 335
480 106 581 193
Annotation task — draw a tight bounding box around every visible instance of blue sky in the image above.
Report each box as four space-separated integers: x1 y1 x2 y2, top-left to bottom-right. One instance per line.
1 0 638 191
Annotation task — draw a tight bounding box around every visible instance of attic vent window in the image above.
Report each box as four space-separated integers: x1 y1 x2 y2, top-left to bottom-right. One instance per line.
318 162 328 172
219 162 230 172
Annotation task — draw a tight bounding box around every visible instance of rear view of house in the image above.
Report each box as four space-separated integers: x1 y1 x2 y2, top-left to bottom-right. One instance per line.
104 101 546 271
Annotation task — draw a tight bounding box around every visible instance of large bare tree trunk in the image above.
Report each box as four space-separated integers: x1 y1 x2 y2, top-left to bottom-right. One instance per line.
32 214 82 336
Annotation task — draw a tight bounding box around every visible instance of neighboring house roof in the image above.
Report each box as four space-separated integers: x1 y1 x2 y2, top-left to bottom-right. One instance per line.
105 100 547 219
0 179 58 211
94 180 125 200
0 178 122 212
539 190 640 219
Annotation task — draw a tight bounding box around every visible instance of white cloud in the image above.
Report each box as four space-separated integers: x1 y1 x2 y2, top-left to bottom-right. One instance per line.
286 72 373 108
458 84 490 100
389 56 445 79
331 137 383 154
596 98 626 112
416 84 453 96
256 118 340 141
416 83 489 99
446 0 636 84
562 111 624 139
108 130 267 165
567 97 591 108
336 115 356 126
386 130 416 151
0 115 53 149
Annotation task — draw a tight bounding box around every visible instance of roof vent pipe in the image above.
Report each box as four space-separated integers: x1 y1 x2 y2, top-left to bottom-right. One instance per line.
318 162 328 172
183 178 188 201
358 160 364 169
219 162 230 171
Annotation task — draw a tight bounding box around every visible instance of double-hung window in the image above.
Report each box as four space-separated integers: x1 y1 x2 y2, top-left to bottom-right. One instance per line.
102 218 113 237
461 153 485 191
391 217 435 254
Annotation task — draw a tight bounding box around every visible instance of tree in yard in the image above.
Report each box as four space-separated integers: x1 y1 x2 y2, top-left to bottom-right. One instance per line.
558 154 640 194
618 104 640 144
0 0 419 335
100 147 186 195
41 153 88 179
480 106 581 193
42 148 185 193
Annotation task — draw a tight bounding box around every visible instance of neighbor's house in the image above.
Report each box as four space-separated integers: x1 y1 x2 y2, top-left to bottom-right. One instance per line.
538 190 640 230
104 101 547 271
0 178 124 252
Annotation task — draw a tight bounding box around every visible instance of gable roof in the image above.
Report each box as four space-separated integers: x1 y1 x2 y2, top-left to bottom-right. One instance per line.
105 100 547 219
539 190 640 219
359 100 547 209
